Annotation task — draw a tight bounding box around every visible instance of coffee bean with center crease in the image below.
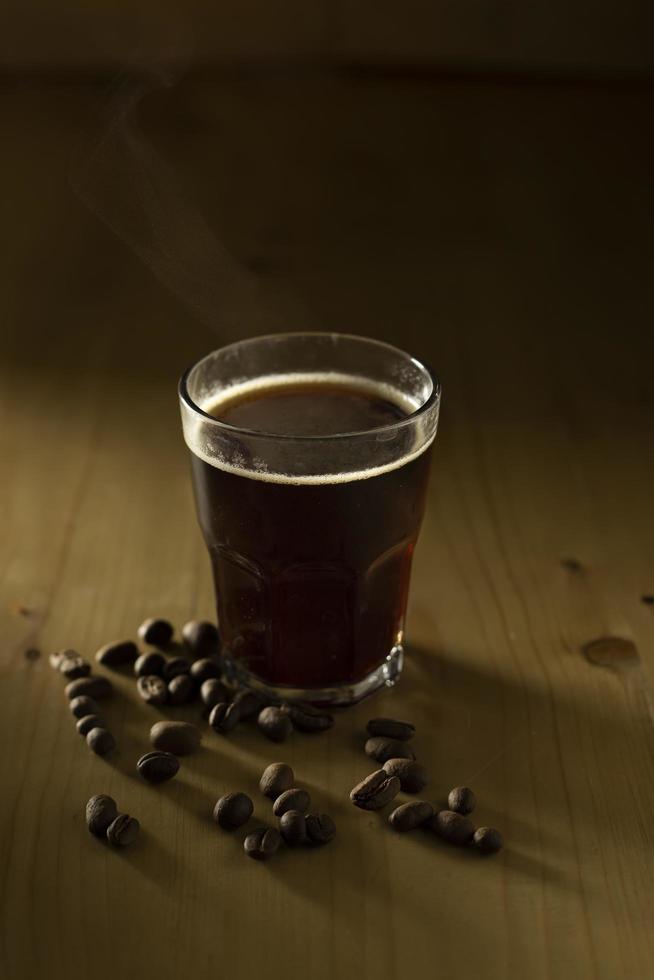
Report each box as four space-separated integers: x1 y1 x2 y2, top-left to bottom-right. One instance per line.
87 727 116 756
150 720 202 755
244 827 280 861
232 688 265 720
69 695 100 719
134 652 166 678
190 657 222 684
388 801 434 832
282 702 334 733
365 736 415 764
163 657 191 681
168 674 194 705
259 763 294 799
138 617 173 647
76 714 104 736
106 813 140 847
430 810 475 845
448 786 476 815
473 827 504 855
350 770 401 810
137 675 168 706
86 794 118 837
258 706 292 743
95 640 138 667
59 654 91 680
200 678 228 709
182 620 220 659
137 751 180 783
366 718 415 741
382 758 429 794
66 676 113 701
273 788 310 817
279 810 307 845
305 813 336 845
213 792 254 830
209 701 240 734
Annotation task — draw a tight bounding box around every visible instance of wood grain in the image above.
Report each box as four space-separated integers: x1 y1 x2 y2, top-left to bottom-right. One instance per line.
1 74 654 980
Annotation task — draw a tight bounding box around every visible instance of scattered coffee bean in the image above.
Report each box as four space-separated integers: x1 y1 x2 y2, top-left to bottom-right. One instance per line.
168 673 195 705
106 813 140 847
150 720 202 755
190 657 222 684
58 654 91 680
163 657 192 681
430 810 475 845
232 688 265 720
76 714 104 736
282 702 334 733
388 801 434 832
366 718 415 741
86 727 116 756
305 813 336 846
137 674 168 706
244 827 280 861
259 763 294 799
258 706 292 743
69 695 100 719
279 810 307 845
50 648 75 670
448 786 476 816
473 827 504 855
382 758 429 794
138 617 174 647
137 751 180 784
365 736 415 764
273 788 310 817
86 794 118 837
182 620 220 659
95 640 138 667
350 770 401 810
208 701 240 734
65 676 113 701
200 678 229 709
213 792 254 830
134 651 166 678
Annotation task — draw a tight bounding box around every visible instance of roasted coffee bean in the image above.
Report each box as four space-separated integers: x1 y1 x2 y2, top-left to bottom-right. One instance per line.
213 792 254 830
258 706 292 743
138 617 174 647
473 827 504 855
86 727 116 756
350 770 401 810
366 718 415 741
282 702 334 733
137 750 180 783
232 688 265 720
273 788 310 817
69 695 100 719
76 714 104 736
59 654 91 680
448 786 476 816
243 827 280 861
134 652 166 678
388 801 434 832
279 810 307 845
382 758 429 794
163 657 191 681
95 640 138 667
137 674 168 706
208 701 240 734
305 813 336 845
200 678 229 709
50 648 75 670
182 620 220 659
168 674 194 705
430 810 475 845
150 720 202 755
65 676 113 701
190 657 222 684
86 794 118 837
259 762 294 799
106 813 140 847
365 736 415 764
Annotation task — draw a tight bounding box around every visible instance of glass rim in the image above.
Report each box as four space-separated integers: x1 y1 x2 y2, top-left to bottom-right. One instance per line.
178 331 441 443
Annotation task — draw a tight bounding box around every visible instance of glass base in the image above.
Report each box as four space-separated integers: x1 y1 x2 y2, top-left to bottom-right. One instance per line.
222 644 404 707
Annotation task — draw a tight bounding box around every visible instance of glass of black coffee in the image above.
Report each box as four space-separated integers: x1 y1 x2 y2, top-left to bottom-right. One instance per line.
179 333 440 705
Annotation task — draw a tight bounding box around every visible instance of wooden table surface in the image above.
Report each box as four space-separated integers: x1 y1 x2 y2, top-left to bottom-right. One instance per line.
1 72 654 980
